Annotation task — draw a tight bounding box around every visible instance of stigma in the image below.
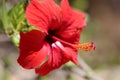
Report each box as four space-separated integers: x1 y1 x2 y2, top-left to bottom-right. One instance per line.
75 42 96 51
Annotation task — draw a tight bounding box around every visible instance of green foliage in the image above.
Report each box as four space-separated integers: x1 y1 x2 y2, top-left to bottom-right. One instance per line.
72 0 89 11
0 4 3 33
1 0 37 46
2 71 9 80
85 72 92 79
36 76 48 80
1 1 25 46
2 0 9 29
0 19 4 33
64 62 75 68
23 0 30 8
8 2 25 46
8 2 25 32
67 74 74 80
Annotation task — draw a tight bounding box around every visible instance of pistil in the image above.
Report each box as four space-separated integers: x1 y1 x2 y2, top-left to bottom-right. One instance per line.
50 35 95 52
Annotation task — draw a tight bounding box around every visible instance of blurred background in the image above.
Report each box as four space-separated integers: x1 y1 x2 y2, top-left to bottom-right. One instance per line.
0 0 120 80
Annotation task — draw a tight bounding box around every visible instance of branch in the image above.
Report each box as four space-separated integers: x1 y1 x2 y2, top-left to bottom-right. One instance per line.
71 57 104 80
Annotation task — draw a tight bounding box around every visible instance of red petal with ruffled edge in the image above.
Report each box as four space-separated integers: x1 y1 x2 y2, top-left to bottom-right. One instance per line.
56 0 86 44
26 0 61 33
17 30 49 69
35 41 70 76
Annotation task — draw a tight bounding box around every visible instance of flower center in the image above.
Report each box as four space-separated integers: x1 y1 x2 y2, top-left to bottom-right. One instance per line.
45 30 56 44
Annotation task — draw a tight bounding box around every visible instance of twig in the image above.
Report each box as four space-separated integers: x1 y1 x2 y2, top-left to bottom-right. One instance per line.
73 56 104 80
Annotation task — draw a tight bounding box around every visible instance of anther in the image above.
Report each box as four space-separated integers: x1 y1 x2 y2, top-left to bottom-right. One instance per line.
75 42 96 51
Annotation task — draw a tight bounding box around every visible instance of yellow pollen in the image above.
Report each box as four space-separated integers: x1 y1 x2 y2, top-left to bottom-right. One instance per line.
75 42 96 51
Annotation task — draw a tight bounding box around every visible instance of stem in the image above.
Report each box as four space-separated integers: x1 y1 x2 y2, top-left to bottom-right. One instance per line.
72 56 104 80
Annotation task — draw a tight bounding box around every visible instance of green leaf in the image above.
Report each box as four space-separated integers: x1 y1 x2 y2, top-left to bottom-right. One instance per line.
0 19 4 33
2 0 9 29
8 2 25 31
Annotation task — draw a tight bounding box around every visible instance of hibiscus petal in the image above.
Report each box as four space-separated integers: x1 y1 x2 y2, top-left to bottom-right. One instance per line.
56 0 86 44
17 30 49 69
26 0 61 33
55 41 78 65
63 47 78 65
35 41 69 76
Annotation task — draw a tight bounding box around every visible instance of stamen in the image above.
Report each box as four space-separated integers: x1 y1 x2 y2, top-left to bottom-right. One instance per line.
75 42 96 51
50 35 75 48
50 35 96 51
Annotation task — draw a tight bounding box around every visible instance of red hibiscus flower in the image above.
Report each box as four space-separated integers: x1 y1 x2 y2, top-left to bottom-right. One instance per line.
17 0 95 76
